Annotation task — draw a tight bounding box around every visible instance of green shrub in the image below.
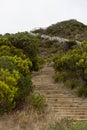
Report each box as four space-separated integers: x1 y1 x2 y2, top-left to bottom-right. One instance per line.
0 37 11 47
0 55 33 111
65 79 81 89
48 118 69 130
71 121 87 130
26 92 45 111
77 85 87 97
54 72 68 82
64 40 77 52
45 40 55 48
0 56 32 75
17 75 34 103
0 68 20 112
0 45 11 56
0 81 17 112
0 33 43 113
46 120 87 130
0 44 27 59
6 32 40 70
38 56 46 65
54 41 87 97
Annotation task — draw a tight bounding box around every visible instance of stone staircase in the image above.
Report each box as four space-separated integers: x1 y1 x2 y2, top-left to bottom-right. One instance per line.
32 63 87 121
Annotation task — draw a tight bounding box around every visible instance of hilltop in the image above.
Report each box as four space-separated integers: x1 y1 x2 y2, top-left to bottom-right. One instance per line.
33 19 87 41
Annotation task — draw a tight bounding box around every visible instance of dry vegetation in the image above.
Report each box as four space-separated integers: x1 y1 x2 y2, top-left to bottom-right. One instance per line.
0 107 61 130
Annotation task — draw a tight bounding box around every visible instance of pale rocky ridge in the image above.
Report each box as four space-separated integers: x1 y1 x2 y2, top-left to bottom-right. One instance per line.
30 32 81 45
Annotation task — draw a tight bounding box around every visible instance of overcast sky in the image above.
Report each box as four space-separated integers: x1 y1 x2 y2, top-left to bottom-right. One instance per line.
0 0 87 34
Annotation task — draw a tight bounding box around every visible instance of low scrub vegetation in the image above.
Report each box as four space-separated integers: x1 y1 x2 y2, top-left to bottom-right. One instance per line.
45 20 87 40
26 92 45 112
33 19 87 41
54 41 87 97
0 32 45 113
46 119 87 130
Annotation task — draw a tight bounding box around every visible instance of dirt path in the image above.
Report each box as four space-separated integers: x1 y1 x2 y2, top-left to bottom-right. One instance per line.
32 63 87 121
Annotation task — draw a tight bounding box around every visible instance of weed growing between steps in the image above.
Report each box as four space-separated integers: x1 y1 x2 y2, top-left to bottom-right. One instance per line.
43 118 87 130
25 92 46 112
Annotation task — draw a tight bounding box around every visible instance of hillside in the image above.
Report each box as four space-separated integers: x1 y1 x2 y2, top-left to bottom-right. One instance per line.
0 20 87 129
33 19 87 41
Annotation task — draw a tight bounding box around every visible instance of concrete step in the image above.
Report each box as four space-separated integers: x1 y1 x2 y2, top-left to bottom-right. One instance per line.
49 108 87 112
32 64 87 121
48 103 87 107
53 114 87 120
46 97 85 101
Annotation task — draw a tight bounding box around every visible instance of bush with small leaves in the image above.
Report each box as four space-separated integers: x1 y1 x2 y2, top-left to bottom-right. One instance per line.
26 92 45 111
48 118 70 130
0 32 44 113
71 121 87 130
77 85 87 97
54 41 87 96
0 68 20 112
6 32 40 70
0 37 11 47
0 56 32 75
0 55 33 111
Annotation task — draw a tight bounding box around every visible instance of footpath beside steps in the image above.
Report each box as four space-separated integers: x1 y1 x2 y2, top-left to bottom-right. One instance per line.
32 63 87 121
